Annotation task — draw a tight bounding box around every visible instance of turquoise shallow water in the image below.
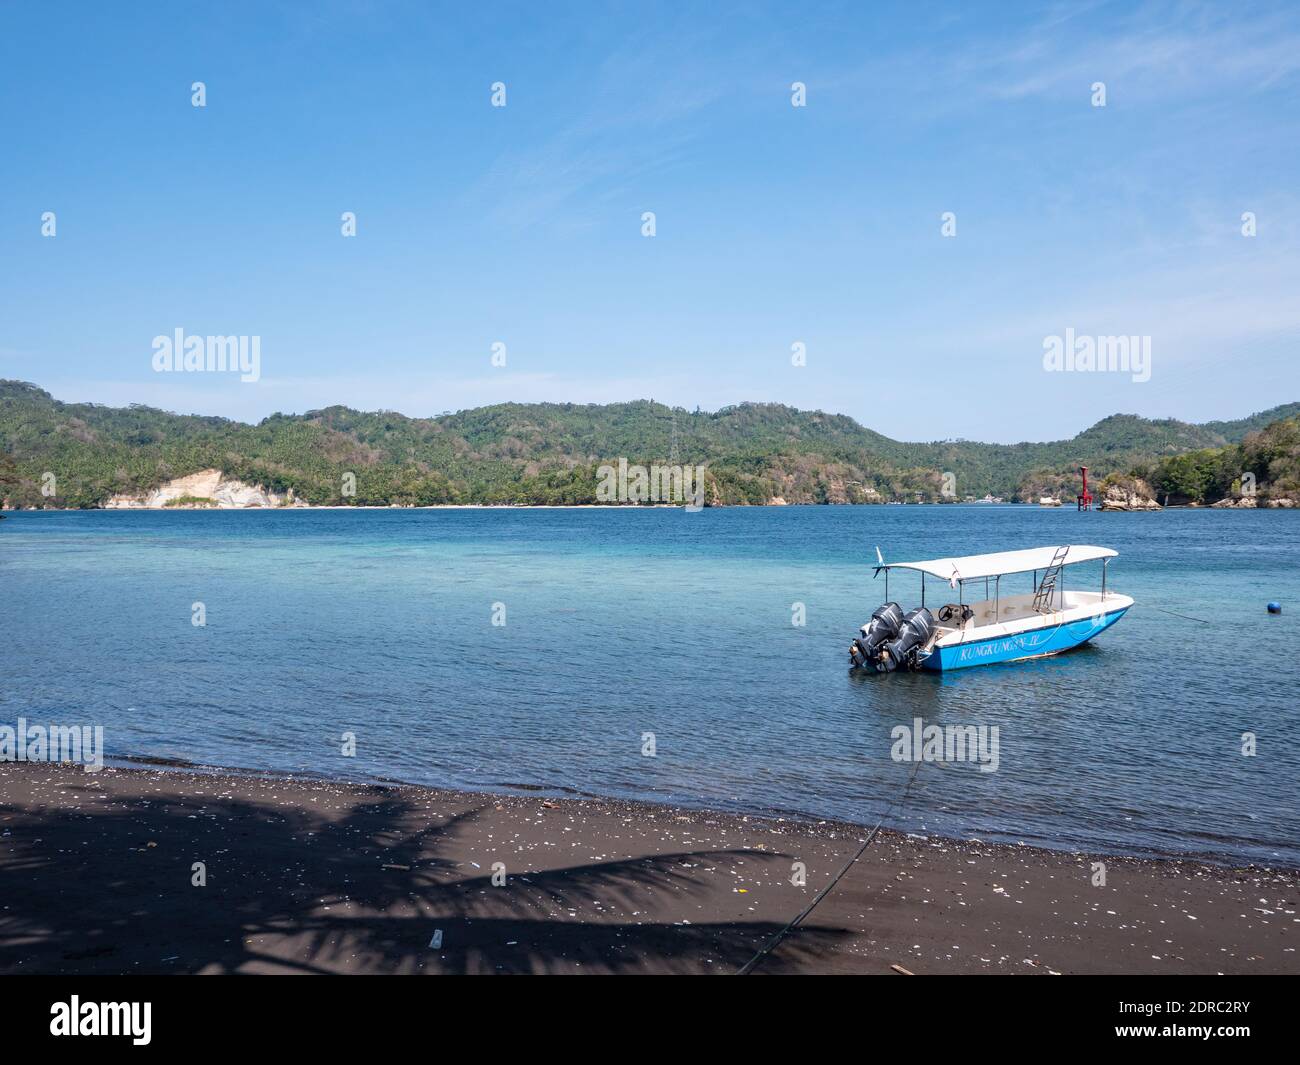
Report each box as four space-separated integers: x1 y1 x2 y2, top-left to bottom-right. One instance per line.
3 505 1298 865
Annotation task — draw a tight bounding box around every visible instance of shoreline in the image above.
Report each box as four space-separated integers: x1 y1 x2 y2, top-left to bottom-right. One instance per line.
3 502 1251 512
11 500 992 511
2 761 1295 974
99 752 1300 873
9 500 1296 512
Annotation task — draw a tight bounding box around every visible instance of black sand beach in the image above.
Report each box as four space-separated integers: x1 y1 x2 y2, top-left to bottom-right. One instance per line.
0 762 1294 975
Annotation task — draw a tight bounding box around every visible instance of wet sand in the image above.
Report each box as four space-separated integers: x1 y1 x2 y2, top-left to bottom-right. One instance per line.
0 762 1295 974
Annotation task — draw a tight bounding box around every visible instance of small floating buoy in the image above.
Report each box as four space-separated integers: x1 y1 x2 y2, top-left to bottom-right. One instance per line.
1267 602 1282 614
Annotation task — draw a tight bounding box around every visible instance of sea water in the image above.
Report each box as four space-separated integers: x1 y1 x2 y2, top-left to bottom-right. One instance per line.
3 505 1297 865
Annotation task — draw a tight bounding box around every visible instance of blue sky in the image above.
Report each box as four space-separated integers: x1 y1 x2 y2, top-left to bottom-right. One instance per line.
1 0 1297 442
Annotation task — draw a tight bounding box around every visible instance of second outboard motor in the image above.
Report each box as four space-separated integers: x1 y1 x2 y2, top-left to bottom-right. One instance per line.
849 602 903 668
878 606 936 672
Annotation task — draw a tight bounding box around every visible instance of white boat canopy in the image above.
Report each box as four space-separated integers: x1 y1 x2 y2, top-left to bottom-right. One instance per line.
878 545 1117 583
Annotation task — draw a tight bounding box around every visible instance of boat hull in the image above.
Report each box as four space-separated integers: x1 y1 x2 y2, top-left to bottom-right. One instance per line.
919 606 1130 671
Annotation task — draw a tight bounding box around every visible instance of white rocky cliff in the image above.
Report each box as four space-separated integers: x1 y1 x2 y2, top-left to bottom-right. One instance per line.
104 469 302 509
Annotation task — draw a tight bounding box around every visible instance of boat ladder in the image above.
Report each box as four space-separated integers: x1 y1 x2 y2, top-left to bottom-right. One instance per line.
1033 546 1070 612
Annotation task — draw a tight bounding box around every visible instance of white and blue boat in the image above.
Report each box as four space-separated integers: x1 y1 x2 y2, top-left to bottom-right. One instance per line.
848 544 1133 672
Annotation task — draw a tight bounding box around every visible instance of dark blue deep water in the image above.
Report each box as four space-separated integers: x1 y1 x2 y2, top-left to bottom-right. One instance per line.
3 506 1298 865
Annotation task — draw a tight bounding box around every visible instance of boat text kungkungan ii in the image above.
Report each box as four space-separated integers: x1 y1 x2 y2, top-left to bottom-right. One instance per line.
848 544 1133 672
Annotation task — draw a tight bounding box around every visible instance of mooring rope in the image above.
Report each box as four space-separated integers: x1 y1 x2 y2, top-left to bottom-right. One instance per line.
1144 604 1212 624
735 755 925 975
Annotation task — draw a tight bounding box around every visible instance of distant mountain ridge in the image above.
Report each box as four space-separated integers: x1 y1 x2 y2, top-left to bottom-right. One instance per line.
1 379 1296 508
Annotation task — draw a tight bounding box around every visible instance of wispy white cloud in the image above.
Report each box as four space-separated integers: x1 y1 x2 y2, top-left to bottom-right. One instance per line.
464 28 753 229
989 5 1300 102
824 0 1300 117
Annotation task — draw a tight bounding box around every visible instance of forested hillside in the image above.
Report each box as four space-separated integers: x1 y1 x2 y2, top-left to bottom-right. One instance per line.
1135 416 1300 505
1 379 1295 507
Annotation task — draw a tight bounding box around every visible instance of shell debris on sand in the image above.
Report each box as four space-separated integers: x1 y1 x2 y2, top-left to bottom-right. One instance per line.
1 762 1297 975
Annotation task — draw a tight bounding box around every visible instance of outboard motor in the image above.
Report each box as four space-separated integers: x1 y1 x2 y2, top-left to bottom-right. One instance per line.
878 607 936 672
849 602 903 668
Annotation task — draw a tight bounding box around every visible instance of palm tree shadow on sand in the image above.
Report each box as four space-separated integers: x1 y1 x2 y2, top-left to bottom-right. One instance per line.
0 778 851 974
